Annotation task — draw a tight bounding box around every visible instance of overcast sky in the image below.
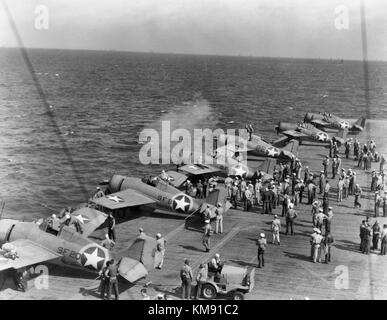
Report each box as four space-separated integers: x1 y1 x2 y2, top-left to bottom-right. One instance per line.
0 0 386 60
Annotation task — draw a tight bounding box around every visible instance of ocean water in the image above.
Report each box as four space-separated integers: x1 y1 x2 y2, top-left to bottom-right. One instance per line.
0 48 387 219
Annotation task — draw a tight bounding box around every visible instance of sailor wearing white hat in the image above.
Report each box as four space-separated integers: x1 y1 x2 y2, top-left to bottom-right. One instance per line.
203 220 212 252
256 233 267 268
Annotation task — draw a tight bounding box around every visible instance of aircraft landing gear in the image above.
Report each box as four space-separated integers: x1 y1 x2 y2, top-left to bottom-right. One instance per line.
13 268 28 292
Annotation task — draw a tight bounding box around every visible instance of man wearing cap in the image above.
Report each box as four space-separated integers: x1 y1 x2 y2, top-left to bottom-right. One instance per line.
322 156 329 177
307 180 316 204
315 208 326 232
325 207 334 233
324 180 330 199
244 187 253 212
337 177 344 202
256 233 267 268
354 184 362 208
311 201 320 227
106 211 116 242
293 180 301 206
310 228 318 258
209 253 223 282
255 179 262 205
262 187 273 215
285 203 298 236
359 220 367 251
231 182 239 209
336 155 341 173
202 220 212 252
203 204 212 221
372 220 381 251
380 224 387 255
180 259 193 299
323 232 334 263
362 224 372 255
345 140 351 159
312 229 323 263
271 215 281 245
101 234 115 250
155 233 166 269
371 170 378 192
195 263 207 299
93 186 105 199
138 227 146 239
331 157 337 179
304 166 310 183
105 259 119 300
48 214 60 235
215 203 224 234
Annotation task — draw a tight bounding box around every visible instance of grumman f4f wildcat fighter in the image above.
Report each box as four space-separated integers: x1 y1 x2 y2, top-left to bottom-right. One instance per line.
0 206 157 288
303 112 365 133
275 121 347 146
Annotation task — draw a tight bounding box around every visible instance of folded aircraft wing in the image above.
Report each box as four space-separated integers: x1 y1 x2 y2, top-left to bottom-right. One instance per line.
282 130 308 139
178 164 221 176
91 189 156 210
70 207 108 237
311 119 329 127
164 170 188 188
0 239 60 271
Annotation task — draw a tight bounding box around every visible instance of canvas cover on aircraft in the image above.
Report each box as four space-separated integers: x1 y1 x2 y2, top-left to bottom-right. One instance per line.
92 189 155 210
178 163 221 176
0 239 60 271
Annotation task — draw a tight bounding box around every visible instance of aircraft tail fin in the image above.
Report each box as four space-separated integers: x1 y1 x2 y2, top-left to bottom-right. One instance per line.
258 158 276 174
118 235 157 283
351 116 366 132
206 188 232 213
282 139 299 157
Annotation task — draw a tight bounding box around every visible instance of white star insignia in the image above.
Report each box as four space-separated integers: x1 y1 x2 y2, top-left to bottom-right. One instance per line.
174 196 190 211
267 147 279 157
232 165 246 176
188 165 198 170
74 214 89 224
317 132 327 141
339 121 349 129
83 248 104 270
107 195 123 203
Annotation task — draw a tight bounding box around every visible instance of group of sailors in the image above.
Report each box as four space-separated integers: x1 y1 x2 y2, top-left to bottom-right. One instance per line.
45 207 83 235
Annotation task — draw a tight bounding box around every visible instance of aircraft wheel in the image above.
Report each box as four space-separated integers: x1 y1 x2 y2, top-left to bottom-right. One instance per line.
232 291 244 300
202 284 217 299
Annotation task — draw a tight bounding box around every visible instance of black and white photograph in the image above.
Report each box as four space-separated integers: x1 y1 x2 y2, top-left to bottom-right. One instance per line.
0 0 387 304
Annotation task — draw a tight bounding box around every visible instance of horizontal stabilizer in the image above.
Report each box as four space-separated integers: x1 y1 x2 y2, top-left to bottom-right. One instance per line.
118 257 148 283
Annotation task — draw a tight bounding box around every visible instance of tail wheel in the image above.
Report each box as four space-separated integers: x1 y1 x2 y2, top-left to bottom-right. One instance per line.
232 291 245 300
202 284 217 299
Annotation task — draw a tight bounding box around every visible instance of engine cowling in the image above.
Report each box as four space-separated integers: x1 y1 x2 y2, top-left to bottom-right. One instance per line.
275 122 298 133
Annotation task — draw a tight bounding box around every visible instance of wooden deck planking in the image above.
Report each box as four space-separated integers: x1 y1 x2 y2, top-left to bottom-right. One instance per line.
2 125 387 300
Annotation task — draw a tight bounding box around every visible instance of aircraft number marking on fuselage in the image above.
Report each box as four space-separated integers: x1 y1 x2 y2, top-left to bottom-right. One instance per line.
157 195 172 205
57 247 81 260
